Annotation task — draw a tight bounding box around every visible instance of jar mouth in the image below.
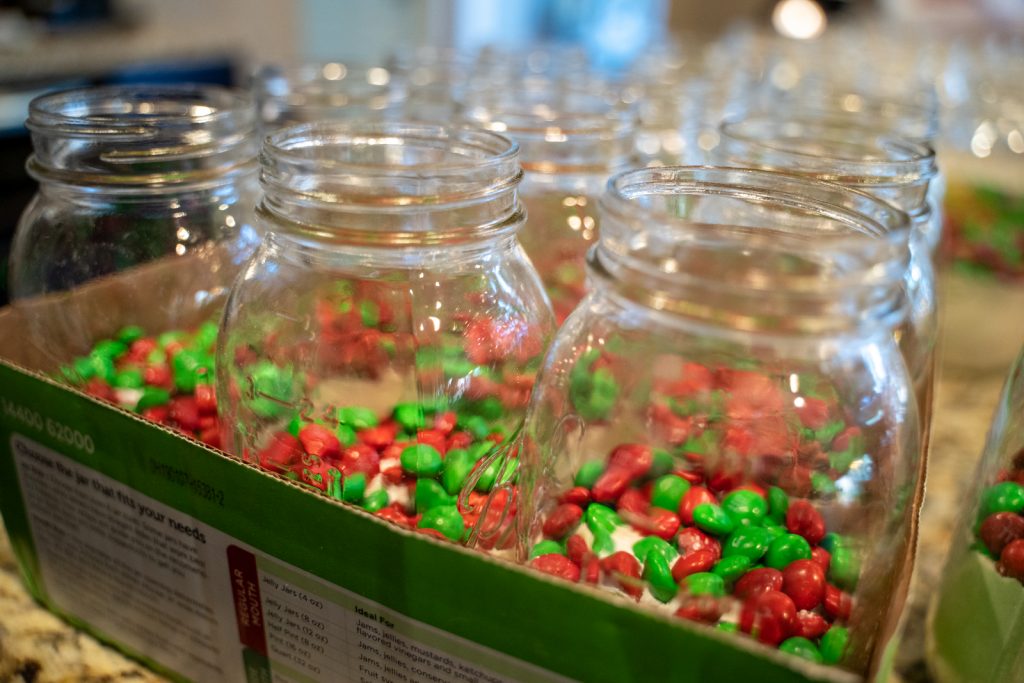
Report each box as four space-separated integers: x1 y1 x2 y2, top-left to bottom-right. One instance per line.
720 117 936 187
595 166 911 334
253 63 403 123
262 120 521 206
26 84 257 187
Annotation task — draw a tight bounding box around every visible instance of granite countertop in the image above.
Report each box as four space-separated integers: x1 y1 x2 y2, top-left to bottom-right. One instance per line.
0 276 1020 683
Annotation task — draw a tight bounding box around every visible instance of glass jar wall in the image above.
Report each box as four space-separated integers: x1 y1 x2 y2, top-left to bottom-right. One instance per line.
460 79 637 323
514 167 918 673
217 122 554 546
927 343 1024 682
8 85 260 435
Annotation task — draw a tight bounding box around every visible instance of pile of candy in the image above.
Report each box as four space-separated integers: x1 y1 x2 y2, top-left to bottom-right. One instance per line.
972 448 1024 582
58 322 222 448
529 442 853 664
254 400 522 547
944 182 1024 281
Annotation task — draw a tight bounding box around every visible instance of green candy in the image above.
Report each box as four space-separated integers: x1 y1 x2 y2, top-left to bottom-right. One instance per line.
135 387 170 411
574 461 605 488
86 354 116 383
359 300 380 328
651 474 690 512
337 406 378 429
644 552 678 603
116 325 145 344
342 472 366 503
91 339 127 359
461 415 491 440
468 441 494 463
362 489 389 512
811 472 838 497
829 545 861 590
712 555 752 583
113 368 144 389
765 534 813 570
767 486 789 523
418 506 464 542
335 423 357 447
286 414 302 437
633 536 678 565
193 321 219 350
586 504 622 536
820 626 849 665
441 449 474 494
716 622 739 633
722 490 767 525
980 482 1024 520
762 521 787 539
779 637 823 664
71 356 97 381
723 527 773 562
530 540 565 559
393 403 427 432
157 330 185 349
416 480 455 513
820 532 848 553
569 353 620 421
146 348 167 365
400 444 443 477
684 572 725 597
649 449 675 479
693 503 735 536
475 456 518 492
468 396 504 421
247 361 294 419
58 365 81 385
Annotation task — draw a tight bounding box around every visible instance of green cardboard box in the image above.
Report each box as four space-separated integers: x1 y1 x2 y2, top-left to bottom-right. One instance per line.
0 292 866 683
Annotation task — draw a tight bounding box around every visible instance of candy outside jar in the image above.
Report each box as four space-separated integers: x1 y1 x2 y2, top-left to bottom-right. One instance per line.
927 342 1024 682
217 122 554 547
8 85 260 426
460 79 637 323
513 167 919 674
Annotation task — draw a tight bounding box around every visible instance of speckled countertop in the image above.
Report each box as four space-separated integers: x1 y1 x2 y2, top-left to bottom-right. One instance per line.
0 275 1021 683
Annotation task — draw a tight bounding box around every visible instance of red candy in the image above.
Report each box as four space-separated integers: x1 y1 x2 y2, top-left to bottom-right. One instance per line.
980 513 1024 556
740 590 797 646
999 539 1024 580
640 508 681 540
560 486 592 506
675 598 723 624
786 500 826 545
734 567 784 600
600 552 643 599
340 444 380 478
531 554 581 582
542 504 584 539
782 559 826 610
823 584 852 621
811 546 832 573
671 550 717 582
793 610 830 640
676 527 721 560
617 488 650 518
194 384 217 415
607 444 653 478
591 467 632 504
298 423 341 460
679 486 715 524
795 396 830 429
565 534 590 565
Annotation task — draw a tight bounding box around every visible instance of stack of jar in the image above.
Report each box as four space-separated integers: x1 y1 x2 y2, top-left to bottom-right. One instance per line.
8 43 958 678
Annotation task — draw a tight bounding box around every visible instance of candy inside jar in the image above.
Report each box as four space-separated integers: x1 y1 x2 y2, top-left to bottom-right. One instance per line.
217 122 554 547
512 167 918 673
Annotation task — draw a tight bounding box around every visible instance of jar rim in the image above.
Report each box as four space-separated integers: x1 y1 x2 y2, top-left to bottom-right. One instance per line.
27 84 254 137
263 120 520 180
253 62 399 95
719 116 937 187
460 78 636 141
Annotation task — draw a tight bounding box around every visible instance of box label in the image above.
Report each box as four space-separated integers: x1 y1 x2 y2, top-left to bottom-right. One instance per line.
11 433 566 683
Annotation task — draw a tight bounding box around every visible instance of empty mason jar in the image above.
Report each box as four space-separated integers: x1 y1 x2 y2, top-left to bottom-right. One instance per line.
253 63 406 132
928 342 1024 682
9 84 260 378
217 122 554 546
460 79 637 322
515 167 917 674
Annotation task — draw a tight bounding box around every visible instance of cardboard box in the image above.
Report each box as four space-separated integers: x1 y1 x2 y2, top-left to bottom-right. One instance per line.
0 289 866 683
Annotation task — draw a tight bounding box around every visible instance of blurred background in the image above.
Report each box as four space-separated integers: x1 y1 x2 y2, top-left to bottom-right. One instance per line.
0 0 1020 305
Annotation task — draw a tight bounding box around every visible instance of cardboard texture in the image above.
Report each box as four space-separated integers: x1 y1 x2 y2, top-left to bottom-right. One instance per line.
0 265 878 683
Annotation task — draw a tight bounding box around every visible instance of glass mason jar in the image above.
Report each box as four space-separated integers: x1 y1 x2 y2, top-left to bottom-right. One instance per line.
217 122 555 546
513 167 918 674
717 116 939 445
927 343 1024 682
460 79 637 323
9 85 260 422
252 63 406 132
